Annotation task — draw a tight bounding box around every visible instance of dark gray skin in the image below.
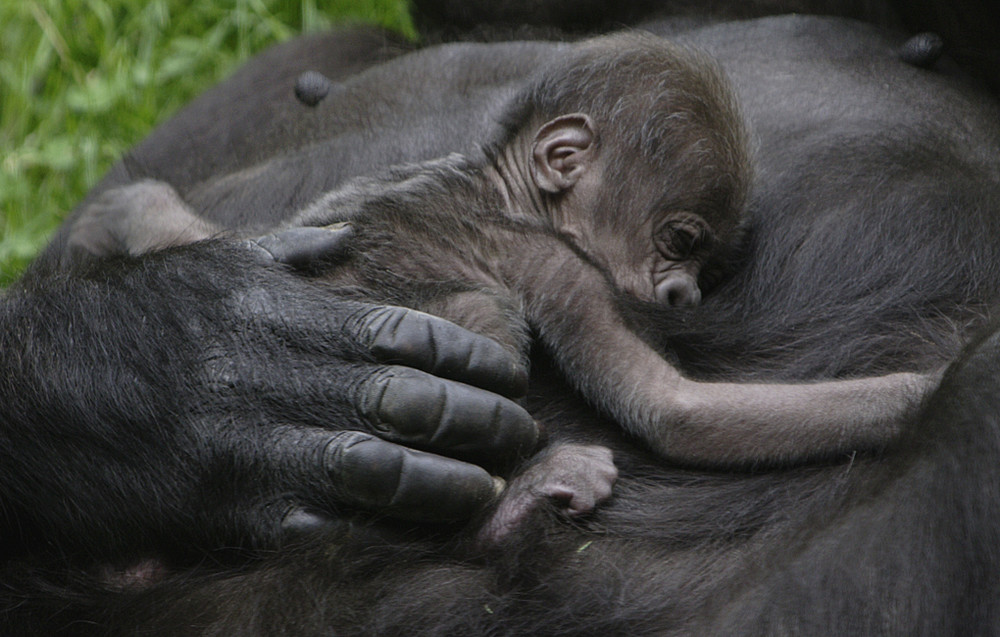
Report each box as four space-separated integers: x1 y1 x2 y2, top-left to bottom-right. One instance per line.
6 9 1000 635
69 34 938 473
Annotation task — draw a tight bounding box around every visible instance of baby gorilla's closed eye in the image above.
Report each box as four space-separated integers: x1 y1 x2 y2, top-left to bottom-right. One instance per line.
662 222 699 259
654 214 712 261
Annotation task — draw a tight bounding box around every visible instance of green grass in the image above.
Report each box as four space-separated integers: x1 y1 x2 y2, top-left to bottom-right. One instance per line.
0 0 415 285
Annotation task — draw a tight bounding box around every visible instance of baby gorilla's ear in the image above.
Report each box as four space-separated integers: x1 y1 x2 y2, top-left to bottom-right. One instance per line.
531 113 596 194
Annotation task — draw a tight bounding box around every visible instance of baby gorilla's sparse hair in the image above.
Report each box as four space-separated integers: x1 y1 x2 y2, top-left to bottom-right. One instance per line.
487 32 749 244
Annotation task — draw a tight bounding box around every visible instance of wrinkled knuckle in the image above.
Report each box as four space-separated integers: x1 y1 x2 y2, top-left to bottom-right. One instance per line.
243 238 279 264
352 366 393 425
323 431 405 508
346 305 404 350
367 305 439 365
353 366 435 439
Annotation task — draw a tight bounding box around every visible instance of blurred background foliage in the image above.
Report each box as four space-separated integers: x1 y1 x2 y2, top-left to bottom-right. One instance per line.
0 0 414 285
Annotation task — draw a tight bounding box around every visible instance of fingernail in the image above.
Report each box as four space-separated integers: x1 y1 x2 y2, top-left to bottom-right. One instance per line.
491 476 507 497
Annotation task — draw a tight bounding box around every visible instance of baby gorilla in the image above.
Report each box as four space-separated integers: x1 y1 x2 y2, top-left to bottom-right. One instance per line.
69 34 936 536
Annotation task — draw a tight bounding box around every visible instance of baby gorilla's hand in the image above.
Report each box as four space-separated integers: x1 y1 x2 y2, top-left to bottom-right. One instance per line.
478 444 617 545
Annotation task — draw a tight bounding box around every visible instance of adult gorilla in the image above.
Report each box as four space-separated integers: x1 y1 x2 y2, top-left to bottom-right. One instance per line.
4 5 1000 637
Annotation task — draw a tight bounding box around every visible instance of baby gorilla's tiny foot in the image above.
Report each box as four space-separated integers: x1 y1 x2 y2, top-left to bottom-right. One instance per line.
478 443 617 545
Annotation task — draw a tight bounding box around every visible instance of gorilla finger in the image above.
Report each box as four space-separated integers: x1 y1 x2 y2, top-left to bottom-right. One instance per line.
347 304 528 397
356 366 538 461
251 224 354 270
306 430 503 522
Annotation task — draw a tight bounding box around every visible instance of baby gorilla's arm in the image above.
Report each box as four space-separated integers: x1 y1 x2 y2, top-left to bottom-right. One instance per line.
503 235 938 467
68 180 221 258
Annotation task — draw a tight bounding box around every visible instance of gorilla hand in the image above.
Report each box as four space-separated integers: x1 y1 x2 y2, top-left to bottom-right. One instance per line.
0 230 537 563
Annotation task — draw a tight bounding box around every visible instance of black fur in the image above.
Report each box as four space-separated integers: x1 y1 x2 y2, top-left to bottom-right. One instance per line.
4 6 1000 636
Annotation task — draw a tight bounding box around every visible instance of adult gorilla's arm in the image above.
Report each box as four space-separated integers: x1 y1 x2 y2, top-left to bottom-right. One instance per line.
0 28 542 563
0 232 536 561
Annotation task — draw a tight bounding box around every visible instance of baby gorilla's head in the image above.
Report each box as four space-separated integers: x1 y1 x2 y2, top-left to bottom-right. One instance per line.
495 33 749 306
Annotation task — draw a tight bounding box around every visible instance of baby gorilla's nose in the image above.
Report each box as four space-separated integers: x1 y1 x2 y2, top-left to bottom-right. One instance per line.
654 273 702 307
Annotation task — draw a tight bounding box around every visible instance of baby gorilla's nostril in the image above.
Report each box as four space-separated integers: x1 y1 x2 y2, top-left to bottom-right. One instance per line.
655 275 702 307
